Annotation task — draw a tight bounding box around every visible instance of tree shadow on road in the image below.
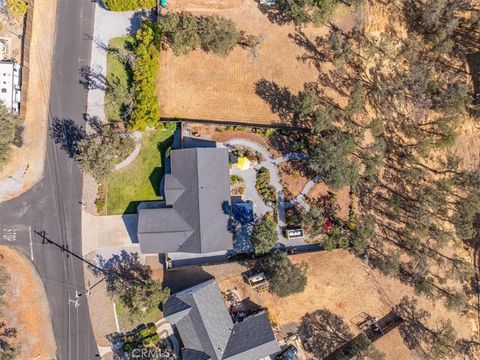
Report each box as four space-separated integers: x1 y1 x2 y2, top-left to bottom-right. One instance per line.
50 118 86 158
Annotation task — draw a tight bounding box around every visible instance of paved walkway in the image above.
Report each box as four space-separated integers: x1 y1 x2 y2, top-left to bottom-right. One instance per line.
87 4 144 122
115 131 143 170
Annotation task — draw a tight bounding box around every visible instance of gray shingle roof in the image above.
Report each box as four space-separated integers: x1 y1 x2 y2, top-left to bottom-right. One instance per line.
164 279 280 360
137 148 232 254
223 312 280 360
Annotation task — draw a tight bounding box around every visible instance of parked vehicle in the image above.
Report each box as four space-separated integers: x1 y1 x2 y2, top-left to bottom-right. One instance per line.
275 345 298 360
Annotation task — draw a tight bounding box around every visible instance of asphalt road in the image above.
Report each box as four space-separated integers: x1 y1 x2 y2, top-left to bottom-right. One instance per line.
0 0 98 358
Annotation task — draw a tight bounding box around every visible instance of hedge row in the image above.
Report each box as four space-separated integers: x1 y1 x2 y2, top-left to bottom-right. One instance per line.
104 0 156 12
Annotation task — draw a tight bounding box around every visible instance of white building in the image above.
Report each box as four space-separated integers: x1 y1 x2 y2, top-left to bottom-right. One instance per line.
0 60 21 113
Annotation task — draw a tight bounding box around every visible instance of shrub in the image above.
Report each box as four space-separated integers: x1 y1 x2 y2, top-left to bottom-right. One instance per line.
261 251 308 297
104 0 156 11
164 121 177 132
230 175 243 184
275 0 340 26
0 104 22 171
6 0 28 16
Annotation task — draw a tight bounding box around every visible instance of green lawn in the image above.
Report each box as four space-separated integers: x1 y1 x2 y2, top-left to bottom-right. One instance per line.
105 36 134 121
115 301 162 332
107 129 174 215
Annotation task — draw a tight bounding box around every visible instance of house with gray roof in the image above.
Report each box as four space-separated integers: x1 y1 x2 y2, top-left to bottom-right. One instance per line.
164 279 280 360
137 147 232 255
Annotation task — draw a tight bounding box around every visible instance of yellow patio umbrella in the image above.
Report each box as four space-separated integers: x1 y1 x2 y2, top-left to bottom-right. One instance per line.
237 157 251 171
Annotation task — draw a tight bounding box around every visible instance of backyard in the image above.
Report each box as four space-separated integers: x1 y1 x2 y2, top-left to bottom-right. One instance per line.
106 129 173 214
214 250 477 360
157 1 357 124
105 36 134 121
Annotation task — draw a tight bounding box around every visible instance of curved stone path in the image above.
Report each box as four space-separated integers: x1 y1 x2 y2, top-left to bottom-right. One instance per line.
115 132 143 170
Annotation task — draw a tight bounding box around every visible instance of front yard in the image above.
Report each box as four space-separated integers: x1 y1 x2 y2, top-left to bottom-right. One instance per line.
106 129 173 215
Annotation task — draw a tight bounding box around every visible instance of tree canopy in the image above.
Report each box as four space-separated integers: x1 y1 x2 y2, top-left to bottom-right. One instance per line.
75 124 134 182
160 12 241 56
260 251 308 297
94 251 170 317
309 127 359 190
198 15 240 55
251 213 278 255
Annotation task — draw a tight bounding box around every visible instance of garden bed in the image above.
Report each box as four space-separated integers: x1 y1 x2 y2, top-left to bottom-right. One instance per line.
278 160 309 201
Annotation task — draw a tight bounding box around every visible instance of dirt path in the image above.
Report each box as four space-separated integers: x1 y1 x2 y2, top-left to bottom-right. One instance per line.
0 0 57 201
0 246 57 359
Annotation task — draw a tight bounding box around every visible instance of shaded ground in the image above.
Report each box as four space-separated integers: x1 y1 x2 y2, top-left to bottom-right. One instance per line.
307 183 352 221
106 129 173 214
157 2 356 124
0 246 57 359
278 160 309 201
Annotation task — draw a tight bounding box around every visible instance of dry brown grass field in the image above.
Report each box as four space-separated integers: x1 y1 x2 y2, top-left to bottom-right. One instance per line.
215 251 477 359
157 0 356 125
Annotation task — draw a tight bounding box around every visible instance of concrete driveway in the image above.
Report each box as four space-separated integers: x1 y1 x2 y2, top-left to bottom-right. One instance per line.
81 210 139 255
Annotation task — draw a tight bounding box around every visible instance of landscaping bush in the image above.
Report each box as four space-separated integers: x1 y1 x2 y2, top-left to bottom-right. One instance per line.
230 175 243 185
261 251 308 297
6 0 28 16
255 167 277 204
104 0 156 11
129 21 161 130
0 104 22 171
164 121 177 132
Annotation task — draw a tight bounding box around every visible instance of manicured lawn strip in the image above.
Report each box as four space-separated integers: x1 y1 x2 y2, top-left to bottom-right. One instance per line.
105 36 134 121
107 129 173 215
